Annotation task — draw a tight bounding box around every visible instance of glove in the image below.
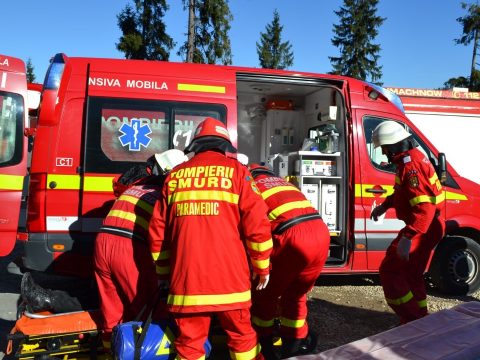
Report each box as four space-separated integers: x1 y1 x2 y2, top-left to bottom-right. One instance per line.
396 236 412 261
252 273 270 290
370 204 386 221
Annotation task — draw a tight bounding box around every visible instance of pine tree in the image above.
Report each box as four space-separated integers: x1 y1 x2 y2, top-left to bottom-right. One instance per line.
178 0 233 65
329 0 385 84
26 58 36 83
455 2 480 90
116 0 174 61
256 10 294 70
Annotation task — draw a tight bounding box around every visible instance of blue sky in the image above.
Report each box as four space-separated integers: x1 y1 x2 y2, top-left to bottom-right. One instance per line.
4 1 473 89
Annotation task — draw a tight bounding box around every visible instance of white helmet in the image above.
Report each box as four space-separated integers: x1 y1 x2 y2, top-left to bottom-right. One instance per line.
372 121 411 148
154 149 188 174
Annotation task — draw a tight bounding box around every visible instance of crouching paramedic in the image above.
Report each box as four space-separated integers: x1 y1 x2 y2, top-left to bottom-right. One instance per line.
370 121 445 324
248 164 330 359
94 149 187 349
148 117 273 360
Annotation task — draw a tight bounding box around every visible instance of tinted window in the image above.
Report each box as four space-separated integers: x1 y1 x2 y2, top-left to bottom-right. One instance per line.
85 97 226 173
0 91 23 167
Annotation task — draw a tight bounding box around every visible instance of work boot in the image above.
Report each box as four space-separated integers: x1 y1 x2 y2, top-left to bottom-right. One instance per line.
21 272 53 313
280 332 318 359
260 336 280 360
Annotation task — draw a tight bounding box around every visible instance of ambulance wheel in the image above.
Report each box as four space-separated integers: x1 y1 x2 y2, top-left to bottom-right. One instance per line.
428 235 480 295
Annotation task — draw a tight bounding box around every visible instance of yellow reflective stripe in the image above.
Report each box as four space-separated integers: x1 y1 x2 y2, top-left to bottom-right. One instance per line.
251 316 276 328
354 184 394 198
168 190 239 205
246 239 273 252
429 173 439 184
168 290 250 306
47 174 81 190
0 174 24 190
156 265 170 275
177 83 226 94
175 356 205 360
395 176 401 185
47 175 115 191
152 250 171 261
84 176 115 191
418 299 427 308
445 191 468 201
268 200 312 220
385 291 414 306
120 195 154 214
252 258 270 270
229 344 261 360
107 209 149 230
279 316 306 329
261 185 299 200
409 191 445 206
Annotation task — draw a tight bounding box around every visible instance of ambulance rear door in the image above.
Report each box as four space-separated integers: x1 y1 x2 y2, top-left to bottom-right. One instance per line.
0 55 28 256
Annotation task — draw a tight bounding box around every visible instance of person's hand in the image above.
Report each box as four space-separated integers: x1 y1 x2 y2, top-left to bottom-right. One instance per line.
371 204 386 221
397 236 412 261
252 273 270 290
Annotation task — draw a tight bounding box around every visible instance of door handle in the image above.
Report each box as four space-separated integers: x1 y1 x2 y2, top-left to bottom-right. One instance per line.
366 188 387 194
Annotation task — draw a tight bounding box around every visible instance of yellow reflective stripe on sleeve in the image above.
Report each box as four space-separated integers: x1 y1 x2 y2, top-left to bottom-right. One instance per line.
418 299 427 308
385 291 414 306
156 265 170 275
229 344 261 360
409 191 445 206
119 195 154 214
246 239 273 252
107 209 149 230
0 174 24 190
279 316 306 329
261 185 300 200
251 316 276 328
168 190 239 205
177 83 226 94
152 250 171 261
268 200 312 220
167 290 251 306
252 258 270 270
429 173 439 184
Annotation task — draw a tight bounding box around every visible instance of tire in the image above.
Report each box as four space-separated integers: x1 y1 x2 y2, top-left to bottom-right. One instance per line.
428 235 480 295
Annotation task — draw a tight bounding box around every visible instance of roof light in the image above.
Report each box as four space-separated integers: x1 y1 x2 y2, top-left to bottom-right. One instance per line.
43 53 65 90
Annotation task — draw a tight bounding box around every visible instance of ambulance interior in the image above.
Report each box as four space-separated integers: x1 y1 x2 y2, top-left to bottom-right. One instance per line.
236 77 348 266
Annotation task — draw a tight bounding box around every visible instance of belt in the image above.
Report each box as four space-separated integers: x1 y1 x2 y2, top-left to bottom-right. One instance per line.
273 213 323 235
99 226 147 243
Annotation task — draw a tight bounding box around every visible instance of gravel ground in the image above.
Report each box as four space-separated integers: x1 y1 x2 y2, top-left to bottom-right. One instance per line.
306 274 480 354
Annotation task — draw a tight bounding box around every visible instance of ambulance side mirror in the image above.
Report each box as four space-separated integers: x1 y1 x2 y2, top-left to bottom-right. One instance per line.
437 152 447 185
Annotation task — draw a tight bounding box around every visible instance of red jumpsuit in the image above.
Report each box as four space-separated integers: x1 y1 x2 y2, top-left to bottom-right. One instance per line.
379 147 445 323
250 172 330 340
149 151 273 360
94 183 162 346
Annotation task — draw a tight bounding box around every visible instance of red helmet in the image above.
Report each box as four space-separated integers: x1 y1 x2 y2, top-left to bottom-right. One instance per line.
248 163 275 178
192 117 231 143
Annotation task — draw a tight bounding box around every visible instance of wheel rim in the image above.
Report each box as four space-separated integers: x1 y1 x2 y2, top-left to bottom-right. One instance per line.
448 248 479 284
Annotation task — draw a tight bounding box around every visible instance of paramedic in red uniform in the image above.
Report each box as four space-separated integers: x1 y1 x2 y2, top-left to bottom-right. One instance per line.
370 121 445 324
148 117 273 360
94 149 187 349
248 164 330 359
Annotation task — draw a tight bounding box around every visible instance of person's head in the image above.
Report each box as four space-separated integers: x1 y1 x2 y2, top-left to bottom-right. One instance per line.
184 117 237 154
372 121 412 162
248 163 275 179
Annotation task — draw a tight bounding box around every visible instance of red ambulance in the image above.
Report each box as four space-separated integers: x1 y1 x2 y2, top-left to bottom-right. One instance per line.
0 55 29 257
19 53 480 295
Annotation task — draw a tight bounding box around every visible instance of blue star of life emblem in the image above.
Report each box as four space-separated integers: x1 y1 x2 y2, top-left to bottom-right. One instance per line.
118 118 152 151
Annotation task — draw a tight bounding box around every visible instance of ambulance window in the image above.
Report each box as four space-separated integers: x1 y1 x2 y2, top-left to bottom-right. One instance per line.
174 107 226 151
0 92 23 167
